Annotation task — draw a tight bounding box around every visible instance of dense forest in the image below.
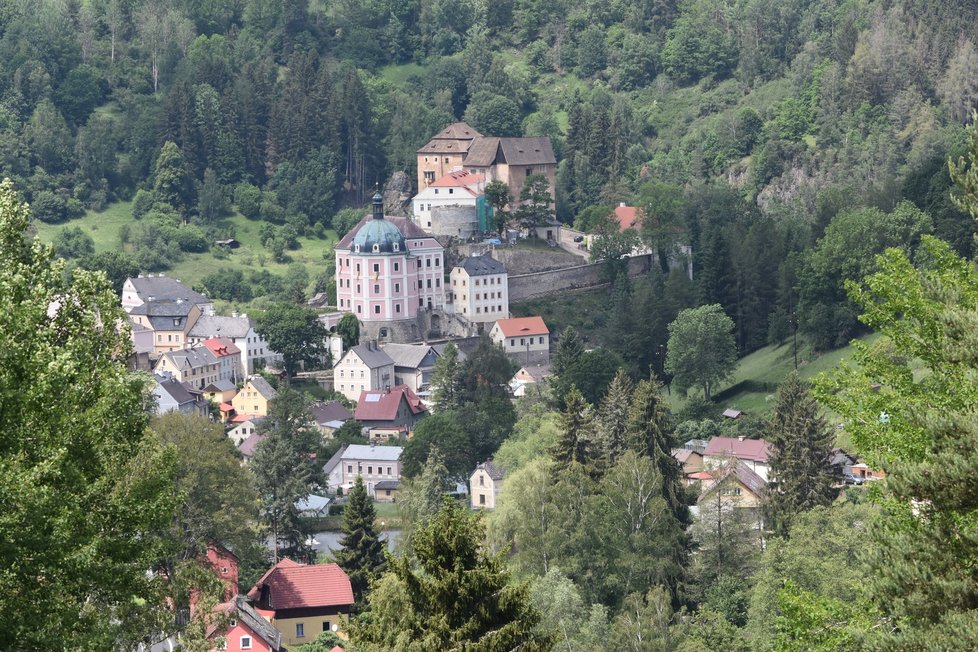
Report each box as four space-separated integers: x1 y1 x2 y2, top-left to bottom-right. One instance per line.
4 0 978 356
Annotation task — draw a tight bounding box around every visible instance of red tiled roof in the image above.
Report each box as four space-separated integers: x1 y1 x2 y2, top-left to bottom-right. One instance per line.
429 170 485 188
703 437 771 463
495 316 549 338
201 337 241 358
355 385 427 422
613 205 640 233
688 471 713 480
247 560 354 611
219 402 234 411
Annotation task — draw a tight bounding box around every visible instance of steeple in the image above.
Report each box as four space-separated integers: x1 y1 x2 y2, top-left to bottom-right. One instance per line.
372 186 383 220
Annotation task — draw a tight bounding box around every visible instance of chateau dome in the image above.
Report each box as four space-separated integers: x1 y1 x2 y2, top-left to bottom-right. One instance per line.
350 192 406 254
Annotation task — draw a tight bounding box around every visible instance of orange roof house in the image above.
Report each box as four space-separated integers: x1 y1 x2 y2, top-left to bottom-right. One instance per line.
613 203 641 232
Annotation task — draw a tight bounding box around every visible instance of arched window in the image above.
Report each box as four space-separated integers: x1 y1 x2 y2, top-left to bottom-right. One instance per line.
354 244 361 253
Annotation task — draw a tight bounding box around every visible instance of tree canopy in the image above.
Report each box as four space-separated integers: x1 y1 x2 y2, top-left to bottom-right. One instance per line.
665 304 738 401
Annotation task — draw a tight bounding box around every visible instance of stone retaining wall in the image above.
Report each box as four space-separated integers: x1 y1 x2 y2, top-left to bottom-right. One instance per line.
508 254 653 301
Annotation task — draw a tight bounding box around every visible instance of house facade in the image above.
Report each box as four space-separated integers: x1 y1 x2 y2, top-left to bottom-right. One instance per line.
354 385 428 434
416 122 482 190
121 274 212 315
490 316 550 365
695 459 767 509
470 460 505 510
324 443 404 497
188 314 277 375
333 342 396 402
154 346 220 390
231 376 278 418
335 193 446 323
310 401 354 438
212 596 286 652
462 136 556 209
228 418 263 447
382 343 440 394
201 337 243 383
450 255 509 324
129 300 202 355
151 374 208 416
412 169 489 237
247 559 354 648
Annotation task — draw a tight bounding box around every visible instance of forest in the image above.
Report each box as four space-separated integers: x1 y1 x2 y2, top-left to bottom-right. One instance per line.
5 0 978 649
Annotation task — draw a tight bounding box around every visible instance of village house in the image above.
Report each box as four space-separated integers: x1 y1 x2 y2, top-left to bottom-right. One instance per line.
231 375 278 419
211 595 286 652
333 342 395 402
462 136 557 209
509 364 551 397
470 460 505 510
490 316 550 366
324 443 404 498
381 343 441 394
693 459 768 509
153 345 220 391
203 379 237 405
309 401 354 438
228 417 264 447
188 313 277 376
151 373 208 416
127 318 154 371
450 255 509 325
703 436 772 481
373 479 401 503
354 385 428 437
238 432 265 464
201 337 243 383
412 169 491 237
247 559 354 648
335 192 446 323
121 274 212 316
416 122 482 190
129 299 202 356
672 448 705 484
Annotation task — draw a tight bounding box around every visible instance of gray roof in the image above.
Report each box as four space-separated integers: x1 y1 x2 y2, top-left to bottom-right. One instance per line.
459 255 506 277
323 446 346 475
161 346 218 370
246 375 278 400
239 432 266 458
381 343 438 369
154 376 196 406
375 480 401 491
231 595 283 651
702 460 767 499
474 459 504 481
417 122 482 153
129 299 197 318
203 379 236 392
464 136 556 167
126 276 208 305
343 344 395 369
310 401 353 424
188 314 254 339
342 444 403 462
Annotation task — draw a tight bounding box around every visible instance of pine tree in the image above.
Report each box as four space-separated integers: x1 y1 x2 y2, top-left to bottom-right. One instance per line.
764 373 838 538
550 387 597 474
430 341 462 411
398 447 449 558
628 375 689 525
595 369 634 469
350 500 553 651
550 326 585 406
336 475 387 603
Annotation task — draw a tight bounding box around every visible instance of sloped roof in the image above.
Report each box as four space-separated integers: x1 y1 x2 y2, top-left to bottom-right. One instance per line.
498 137 556 165
463 137 501 167
671 448 701 464
310 401 353 424
188 314 254 339
429 169 485 188
355 386 427 422
382 343 438 369
247 560 354 611
160 346 218 370
374 479 400 491
245 375 278 400
215 596 284 651
474 459 504 481
494 316 549 338
129 299 197 319
204 379 236 393
341 344 395 369
154 375 196 406
342 443 404 461
613 205 641 232
239 433 266 458
201 337 241 358
416 122 482 153
459 255 506 277
126 276 208 305
703 437 771 463
336 215 431 250
722 408 743 419
702 459 767 498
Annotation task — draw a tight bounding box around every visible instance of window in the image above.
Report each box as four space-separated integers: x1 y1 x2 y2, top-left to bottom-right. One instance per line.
479 475 484 486
426 258 431 267
357 305 362 313
436 278 440 287
395 304 401 313
417 260 422 269
435 258 440 267
510 339 515 347
418 280 423 289
479 494 486 505
296 623 305 638
476 307 481 313
373 263 380 273
449 188 454 194
520 338 525 345
387 466 392 475
355 244 361 253
419 298 424 306
385 489 391 496
434 189 439 194
173 318 180 327
323 621 332 633
372 244 380 253
394 283 400 293
539 337 545 344
373 284 380 294
356 263 361 272
427 279 432 289
240 636 253 649
157 334 162 342
476 293 480 300
221 566 229 574
394 262 399 271
393 242 400 251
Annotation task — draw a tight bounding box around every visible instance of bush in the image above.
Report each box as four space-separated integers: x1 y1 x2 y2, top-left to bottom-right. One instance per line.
132 189 153 219
31 191 69 223
234 182 262 219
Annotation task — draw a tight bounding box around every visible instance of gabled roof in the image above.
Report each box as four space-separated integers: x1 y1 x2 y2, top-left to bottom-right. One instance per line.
247 560 354 611
341 443 404 462
374 479 400 491
613 204 641 232
310 401 353 424
416 122 482 153
126 276 208 305
340 344 395 369
336 215 431 250
701 459 767 498
382 343 438 369
203 379 236 393
201 337 241 358
494 316 549 338
462 137 501 167
160 346 218 370
355 386 427 422
703 437 771 463
244 375 278 400
154 374 197 406
129 299 197 319
458 255 506 277
429 169 485 188
722 408 743 419
671 448 702 464
473 459 504 481
463 137 556 167
238 432 266 458
214 595 284 651
188 314 254 339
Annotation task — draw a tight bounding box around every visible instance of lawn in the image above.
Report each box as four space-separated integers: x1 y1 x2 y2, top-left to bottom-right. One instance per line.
32 201 339 304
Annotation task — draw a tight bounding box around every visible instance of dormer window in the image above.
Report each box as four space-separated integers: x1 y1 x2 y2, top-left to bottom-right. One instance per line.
354 244 361 253
372 244 380 253
393 243 400 252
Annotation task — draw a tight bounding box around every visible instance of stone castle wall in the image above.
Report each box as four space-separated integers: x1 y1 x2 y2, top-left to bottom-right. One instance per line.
508 254 653 302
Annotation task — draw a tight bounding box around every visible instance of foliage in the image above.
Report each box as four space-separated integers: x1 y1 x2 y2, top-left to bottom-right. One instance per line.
336 312 360 349
666 304 738 401
515 173 556 226
294 631 347 652
254 303 329 377
429 341 462 411
52 225 95 260
350 499 553 651
0 180 178 649
335 475 387 603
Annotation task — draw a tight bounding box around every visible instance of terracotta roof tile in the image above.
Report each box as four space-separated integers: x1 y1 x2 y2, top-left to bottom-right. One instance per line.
494 316 549 338
355 385 427 422
247 560 354 610
703 437 771 463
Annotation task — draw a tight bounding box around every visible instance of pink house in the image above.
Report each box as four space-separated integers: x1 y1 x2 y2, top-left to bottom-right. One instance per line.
335 192 445 322
210 595 286 652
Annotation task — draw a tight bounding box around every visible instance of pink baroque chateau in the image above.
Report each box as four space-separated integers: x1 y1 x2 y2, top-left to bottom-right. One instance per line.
335 192 446 322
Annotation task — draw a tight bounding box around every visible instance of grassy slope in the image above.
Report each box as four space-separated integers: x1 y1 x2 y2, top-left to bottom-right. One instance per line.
33 201 338 303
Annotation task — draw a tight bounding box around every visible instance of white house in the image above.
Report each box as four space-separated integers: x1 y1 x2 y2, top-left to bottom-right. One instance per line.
187 313 279 375
470 460 505 510
450 255 509 324
333 342 395 402
323 443 404 498
489 316 550 366
412 169 486 236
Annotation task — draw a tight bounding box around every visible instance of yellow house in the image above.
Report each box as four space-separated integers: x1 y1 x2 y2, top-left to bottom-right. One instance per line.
247 559 354 648
231 375 278 418
470 460 505 510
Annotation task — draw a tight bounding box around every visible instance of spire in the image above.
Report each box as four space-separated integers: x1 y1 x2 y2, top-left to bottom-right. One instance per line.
372 184 383 220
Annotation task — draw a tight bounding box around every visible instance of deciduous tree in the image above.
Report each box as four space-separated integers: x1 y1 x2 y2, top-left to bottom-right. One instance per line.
665 304 737 401
255 303 329 378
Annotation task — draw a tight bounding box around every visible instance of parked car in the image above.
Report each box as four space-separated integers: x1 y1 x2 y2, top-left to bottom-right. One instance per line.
573 235 584 243
843 473 865 485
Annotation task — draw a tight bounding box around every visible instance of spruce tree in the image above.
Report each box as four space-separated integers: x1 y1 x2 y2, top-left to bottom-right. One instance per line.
430 342 462 411
628 375 689 525
550 386 596 474
550 326 585 406
763 373 838 538
336 475 387 603
595 369 634 470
